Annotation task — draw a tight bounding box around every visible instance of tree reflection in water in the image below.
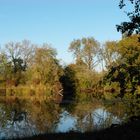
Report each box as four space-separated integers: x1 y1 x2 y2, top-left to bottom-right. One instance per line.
0 97 139 139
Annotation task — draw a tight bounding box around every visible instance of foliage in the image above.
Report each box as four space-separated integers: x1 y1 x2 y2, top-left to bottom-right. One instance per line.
117 0 140 36
26 44 63 97
104 35 140 97
0 41 63 99
61 62 101 101
0 35 140 101
100 41 119 69
69 37 100 70
60 64 77 100
0 40 35 86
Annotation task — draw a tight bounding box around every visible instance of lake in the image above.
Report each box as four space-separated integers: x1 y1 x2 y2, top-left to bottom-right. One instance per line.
0 97 139 139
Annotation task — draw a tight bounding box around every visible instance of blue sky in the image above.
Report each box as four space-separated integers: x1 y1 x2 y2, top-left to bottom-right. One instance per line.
0 0 128 64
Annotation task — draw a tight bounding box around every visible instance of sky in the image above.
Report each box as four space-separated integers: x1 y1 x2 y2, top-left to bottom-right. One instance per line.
0 0 128 64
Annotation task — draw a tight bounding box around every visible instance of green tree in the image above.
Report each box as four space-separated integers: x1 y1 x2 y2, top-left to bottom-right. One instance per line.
29 44 63 95
117 0 140 36
69 39 82 63
82 38 100 70
101 41 119 68
0 52 12 87
60 64 77 100
69 37 100 70
104 35 140 97
4 40 35 86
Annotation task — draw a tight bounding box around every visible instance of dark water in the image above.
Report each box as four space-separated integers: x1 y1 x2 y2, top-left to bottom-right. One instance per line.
0 97 139 139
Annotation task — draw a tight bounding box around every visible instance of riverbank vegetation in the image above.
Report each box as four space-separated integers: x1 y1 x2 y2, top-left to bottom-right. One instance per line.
0 34 140 102
0 0 139 111
0 0 140 139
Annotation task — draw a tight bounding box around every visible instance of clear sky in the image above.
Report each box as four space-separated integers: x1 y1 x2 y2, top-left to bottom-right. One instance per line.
0 0 128 64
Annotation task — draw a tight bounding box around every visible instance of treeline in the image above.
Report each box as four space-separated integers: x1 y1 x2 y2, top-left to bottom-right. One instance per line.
0 41 63 99
103 35 140 99
62 35 140 100
0 35 140 101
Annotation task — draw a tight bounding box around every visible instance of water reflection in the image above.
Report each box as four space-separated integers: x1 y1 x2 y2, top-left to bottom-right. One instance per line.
56 110 77 132
93 108 121 129
0 97 138 139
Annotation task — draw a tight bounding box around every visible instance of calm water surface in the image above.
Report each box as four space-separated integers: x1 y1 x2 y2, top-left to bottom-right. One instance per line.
0 97 138 139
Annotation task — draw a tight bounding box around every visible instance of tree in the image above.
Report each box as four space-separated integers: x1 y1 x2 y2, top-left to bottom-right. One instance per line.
0 52 12 86
69 39 82 63
117 0 140 36
4 40 35 86
101 41 119 68
82 38 100 70
104 35 140 97
27 44 63 96
60 64 77 100
68 37 101 97
29 44 63 95
5 40 35 71
69 37 100 70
